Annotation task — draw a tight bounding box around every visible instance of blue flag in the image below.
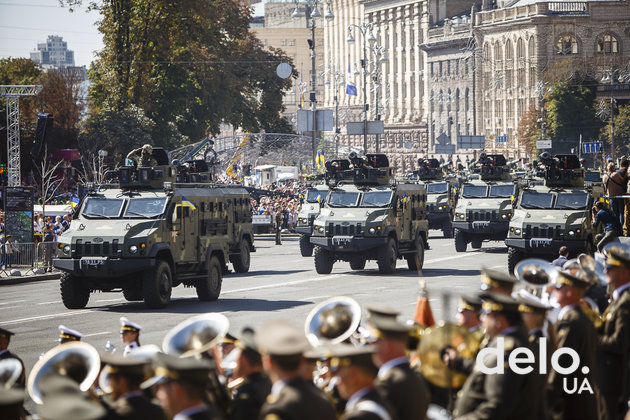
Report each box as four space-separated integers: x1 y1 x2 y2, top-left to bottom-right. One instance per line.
346 63 357 96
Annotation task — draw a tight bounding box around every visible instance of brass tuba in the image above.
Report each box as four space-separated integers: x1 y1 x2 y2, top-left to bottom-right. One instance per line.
514 258 557 297
162 313 230 358
577 254 606 286
27 342 100 404
98 344 161 394
304 296 362 347
0 358 23 389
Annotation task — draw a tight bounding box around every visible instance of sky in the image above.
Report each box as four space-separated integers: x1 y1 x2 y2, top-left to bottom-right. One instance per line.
0 0 103 67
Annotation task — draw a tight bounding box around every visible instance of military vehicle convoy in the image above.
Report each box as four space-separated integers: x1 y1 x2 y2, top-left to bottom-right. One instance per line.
310 153 429 274
452 153 516 252
505 153 603 272
295 184 329 257
415 158 456 238
53 148 255 309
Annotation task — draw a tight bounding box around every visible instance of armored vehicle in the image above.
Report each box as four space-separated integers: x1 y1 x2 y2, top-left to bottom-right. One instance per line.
415 158 456 238
310 153 429 274
295 185 329 257
452 153 516 252
53 149 255 309
505 153 603 272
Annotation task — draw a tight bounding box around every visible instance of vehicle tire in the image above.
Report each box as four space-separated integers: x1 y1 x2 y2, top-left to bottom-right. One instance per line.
60 272 90 309
406 235 425 270
143 260 172 309
197 256 222 301
299 235 314 257
507 247 524 274
377 238 397 274
471 240 482 249
314 247 334 274
442 218 454 238
231 240 251 273
349 256 366 270
122 282 143 301
454 229 467 253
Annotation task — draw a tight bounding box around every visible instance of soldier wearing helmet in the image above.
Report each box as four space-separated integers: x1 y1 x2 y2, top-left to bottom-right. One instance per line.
127 144 157 168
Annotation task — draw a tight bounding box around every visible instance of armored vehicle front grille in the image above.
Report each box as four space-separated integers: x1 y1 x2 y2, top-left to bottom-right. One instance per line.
427 203 435 212
74 240 119 257
524 225 564 239
467 210 497 221
327 223 363 237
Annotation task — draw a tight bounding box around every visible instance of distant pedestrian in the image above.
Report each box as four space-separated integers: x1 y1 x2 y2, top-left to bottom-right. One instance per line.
604 160 627 229
2 235 19 270
593 202 620 252
42 226 55 272
552 246 569 267
275 210 282 245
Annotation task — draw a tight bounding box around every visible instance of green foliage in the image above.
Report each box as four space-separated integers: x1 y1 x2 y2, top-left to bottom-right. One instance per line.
82 0 295 149
600 104 630 157
545 80 602 143
78 105 156 163
0 57 41 85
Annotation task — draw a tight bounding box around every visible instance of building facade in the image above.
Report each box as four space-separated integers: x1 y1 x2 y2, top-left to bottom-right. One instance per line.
30 35 75 69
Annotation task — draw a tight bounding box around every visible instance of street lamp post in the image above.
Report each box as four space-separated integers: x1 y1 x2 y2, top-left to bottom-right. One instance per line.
292 0 334 172
369 45 388 152
347 22 377 154
325 69 345 158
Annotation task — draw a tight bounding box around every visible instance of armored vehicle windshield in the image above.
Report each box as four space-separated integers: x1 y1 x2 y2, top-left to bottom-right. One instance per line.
489 184 515 198
328 190 360 207
360 190 393 207
306 189 328 203
519 190 589 210
427 182 449 194
461 184 487 198
82 196 169 219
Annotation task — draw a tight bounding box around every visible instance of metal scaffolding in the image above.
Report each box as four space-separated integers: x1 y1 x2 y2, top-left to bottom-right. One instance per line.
1 85 43 186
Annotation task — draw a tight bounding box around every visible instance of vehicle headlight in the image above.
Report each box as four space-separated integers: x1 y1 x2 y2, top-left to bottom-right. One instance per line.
318 226 325 233
369 227 376 234
459 213 466 219
63 245 70 254
515 228 521 235
129 245 138 254
568 230 575 236
501 214 507 219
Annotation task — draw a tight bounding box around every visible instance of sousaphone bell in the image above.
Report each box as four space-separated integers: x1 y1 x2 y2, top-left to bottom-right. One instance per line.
0 359 23 389
514 258 557 296
304 296 362 347
577 254 606 286
162 313 230 358
27 342 100 404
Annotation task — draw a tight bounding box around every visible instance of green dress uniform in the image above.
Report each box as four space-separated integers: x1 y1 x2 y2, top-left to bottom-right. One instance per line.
548 305 599 420
374 358 430 420
454 327 541 420
259 377 337 420
230 372 272 420
597 284 630 420
107 391 166 420
342 387 396 420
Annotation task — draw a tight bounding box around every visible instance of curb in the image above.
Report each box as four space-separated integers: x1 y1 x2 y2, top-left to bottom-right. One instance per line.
0 273 61 286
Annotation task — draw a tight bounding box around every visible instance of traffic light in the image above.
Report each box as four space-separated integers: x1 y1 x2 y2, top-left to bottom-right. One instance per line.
0 164 7 182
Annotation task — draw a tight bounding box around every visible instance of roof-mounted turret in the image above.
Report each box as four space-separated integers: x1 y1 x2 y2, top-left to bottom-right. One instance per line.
325 153 393 187
538 153 584 187
415 158 443 180
472 153 510 180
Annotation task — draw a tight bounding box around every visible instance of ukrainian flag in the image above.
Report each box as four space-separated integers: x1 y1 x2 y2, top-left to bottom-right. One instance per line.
70 196 80 208
316 150 326 170
181 196 197 210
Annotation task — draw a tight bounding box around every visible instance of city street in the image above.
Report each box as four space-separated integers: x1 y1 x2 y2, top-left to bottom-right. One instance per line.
0 232 509 381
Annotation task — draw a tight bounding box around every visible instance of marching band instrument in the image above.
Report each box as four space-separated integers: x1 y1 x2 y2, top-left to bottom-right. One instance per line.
0 359 23 389
98 344 162 394
418 322 480 389
162 313 230 358
304 296 362 347
514 258 556 297
27 342 100 404
577 254 606 286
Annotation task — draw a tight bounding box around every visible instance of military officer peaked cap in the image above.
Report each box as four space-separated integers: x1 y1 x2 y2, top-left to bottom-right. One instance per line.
141 352 213 389
604 243 630 269
513 290 550 315
552 269 591 289
479 292 521 314
479 268 517 292
235 327 260 354
100 352 147 377
255 320 310 356
327 343 377 372
38 394 106 420
58 325 83 342
457 295 482 313
365 303 401 319
0 327 15 339
119 317 142 334
367 314 410 341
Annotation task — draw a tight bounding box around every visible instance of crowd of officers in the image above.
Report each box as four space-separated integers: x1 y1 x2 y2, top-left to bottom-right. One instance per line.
0 243 629 420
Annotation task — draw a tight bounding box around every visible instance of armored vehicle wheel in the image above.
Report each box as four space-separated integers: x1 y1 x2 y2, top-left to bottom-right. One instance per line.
299 235 314 257
60 272 90 309
507 247 525 274
197 256 222 301
349 256 366 270
377 238 397 274
231 240 251 273
442 218 454 238
471 240 482 249
122 283 143 301
406 236 425 270
454 229 467 253
143 260 172 309
314 247 334 274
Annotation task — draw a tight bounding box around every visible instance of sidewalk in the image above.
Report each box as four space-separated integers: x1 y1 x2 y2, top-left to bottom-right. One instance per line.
0 269 60 286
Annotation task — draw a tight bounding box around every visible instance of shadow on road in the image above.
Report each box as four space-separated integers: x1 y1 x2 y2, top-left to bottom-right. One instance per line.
335 267 480 278
228 269 310 278
93 297 311 314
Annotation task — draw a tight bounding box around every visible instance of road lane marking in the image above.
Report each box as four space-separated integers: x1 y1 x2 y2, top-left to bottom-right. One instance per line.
0 300 26 305
300 295 330 301
222 274 343 295
95 298 124 303
83 331 111 337
1 310 92 326
37 300 61 305
424 252 485 264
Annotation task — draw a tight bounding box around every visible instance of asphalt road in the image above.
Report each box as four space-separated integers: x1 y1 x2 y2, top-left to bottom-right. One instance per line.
0 231 510 405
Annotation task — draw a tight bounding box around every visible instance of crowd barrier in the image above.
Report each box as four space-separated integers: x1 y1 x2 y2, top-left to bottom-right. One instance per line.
0 241 58 274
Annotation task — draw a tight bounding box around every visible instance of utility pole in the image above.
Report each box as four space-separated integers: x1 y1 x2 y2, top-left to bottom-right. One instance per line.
1 85 43 186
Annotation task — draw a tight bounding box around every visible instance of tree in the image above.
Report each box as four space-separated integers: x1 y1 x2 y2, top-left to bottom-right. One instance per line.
0 58 43 138
600 104 630 158
545 80 602 144
517 105 542 155
33 145 64 219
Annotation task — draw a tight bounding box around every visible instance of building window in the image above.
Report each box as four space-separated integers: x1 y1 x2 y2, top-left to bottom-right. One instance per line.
465 88 470 112
289 39 296 46
281 39 287 46
556 35 578 55
430 62 434 77
597 34 619 54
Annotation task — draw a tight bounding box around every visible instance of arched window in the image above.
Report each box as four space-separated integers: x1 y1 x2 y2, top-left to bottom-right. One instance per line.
556 35 578 55
465 88 470 112
505 39 514 60
597 34 619 54
528 37 536 58
430 90 434 113
494 42 503 62
438 90 443 113
455 88 460 112
517 38 526 59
